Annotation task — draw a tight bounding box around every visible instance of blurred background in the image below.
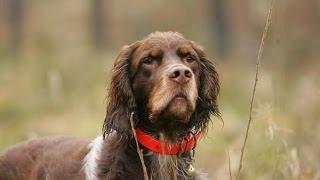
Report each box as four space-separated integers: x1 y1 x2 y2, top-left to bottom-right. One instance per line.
0 0 319 179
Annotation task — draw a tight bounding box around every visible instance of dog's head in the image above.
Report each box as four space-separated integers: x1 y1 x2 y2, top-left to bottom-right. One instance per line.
103 32 220 139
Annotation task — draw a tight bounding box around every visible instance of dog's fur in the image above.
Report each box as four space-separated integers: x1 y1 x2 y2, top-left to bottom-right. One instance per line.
0 32 219 180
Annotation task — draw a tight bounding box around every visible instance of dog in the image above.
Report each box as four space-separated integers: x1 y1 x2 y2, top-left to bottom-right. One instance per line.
0 32 220 180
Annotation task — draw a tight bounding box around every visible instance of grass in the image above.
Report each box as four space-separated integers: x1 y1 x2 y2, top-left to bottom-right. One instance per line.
0 49 320 179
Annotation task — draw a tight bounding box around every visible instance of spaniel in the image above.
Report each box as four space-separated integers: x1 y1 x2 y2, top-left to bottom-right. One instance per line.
0 32 220 180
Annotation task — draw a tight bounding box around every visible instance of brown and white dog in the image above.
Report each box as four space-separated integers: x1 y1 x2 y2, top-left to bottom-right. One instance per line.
0 32 220 180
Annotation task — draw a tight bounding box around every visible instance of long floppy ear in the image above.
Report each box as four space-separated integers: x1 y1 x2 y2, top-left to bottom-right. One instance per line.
102 42 141 138
190 41 220 132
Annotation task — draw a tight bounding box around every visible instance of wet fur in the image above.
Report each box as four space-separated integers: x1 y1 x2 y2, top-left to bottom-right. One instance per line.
101 32 220 179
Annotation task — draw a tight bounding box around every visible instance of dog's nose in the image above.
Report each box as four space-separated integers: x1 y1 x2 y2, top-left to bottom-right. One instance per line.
168 66 192 84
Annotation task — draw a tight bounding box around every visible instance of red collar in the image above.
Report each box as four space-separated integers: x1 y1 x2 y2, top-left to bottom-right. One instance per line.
135 127 201 155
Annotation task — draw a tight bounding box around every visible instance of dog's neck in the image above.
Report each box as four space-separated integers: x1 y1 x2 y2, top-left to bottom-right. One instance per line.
84 131 200 180
137 113 192 142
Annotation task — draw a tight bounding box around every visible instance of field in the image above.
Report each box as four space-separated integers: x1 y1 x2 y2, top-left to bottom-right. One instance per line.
0 1 319 179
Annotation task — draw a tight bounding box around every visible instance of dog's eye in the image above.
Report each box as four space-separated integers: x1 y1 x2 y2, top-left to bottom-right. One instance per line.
185 55 196 62
142 57 153 65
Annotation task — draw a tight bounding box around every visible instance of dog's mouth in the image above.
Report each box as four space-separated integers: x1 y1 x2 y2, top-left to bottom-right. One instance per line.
172 93 187 101
152 91 193 123
148 78 198 124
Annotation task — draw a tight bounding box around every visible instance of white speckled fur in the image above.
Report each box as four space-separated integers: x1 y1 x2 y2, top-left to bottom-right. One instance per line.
83 135 104 180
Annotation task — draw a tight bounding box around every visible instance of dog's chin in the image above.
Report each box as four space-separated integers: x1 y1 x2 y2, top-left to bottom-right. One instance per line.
161 96 193 123
148 96 196 140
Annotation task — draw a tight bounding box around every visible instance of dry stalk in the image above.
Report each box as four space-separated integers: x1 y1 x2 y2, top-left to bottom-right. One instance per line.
129 112 149 180
227 149 233 180
236 0 275 179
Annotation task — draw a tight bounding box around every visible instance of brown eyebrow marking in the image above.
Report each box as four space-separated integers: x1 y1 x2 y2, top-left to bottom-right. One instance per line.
178 46 191 56
150 48 162 58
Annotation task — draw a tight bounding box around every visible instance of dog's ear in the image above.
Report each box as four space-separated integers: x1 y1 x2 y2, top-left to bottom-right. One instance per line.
103 42 141 138
190 41 220 132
